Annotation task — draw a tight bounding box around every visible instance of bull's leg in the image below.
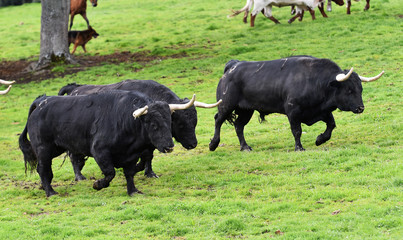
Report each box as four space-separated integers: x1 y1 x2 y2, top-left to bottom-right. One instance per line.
315 113 336 146
123 164 142 196
81 12 90 29
210 108 234 151
92 152 116 190
327 0 332 12
137 151 158 178
288 12 302 24
260 6 279 25
250 14 257 27
288 118 305 151
36 154 58 197
364 0 370 11
308 8 316 20
269 16 281 24
234 109 254 151
243 10 249 23
318 4 328 18
70 153 87 181
347 0 351 14
299 11 305 21
291 5 296 15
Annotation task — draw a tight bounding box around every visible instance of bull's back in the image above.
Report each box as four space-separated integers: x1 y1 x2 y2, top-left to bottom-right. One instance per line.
28 97 97 155
222 58 316 114
72 80 181 103
117 80 180 103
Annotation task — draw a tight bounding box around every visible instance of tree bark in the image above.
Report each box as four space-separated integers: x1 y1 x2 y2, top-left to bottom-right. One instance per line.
34 0 75 70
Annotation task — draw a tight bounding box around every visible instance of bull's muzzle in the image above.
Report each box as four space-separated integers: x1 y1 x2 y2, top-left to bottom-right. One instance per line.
163 147 174 153
355 106 365 114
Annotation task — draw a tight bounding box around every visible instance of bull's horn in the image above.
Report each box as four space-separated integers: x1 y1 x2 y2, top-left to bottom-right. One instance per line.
336 67 354 82
132 106 148 119
0 79 15 85
169 94 196 112
194 99 222 108
0 85 12 95
359 70 384 82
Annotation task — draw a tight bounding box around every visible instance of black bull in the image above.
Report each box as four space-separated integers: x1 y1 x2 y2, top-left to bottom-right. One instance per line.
58 80 221 180
209 56 384 151
19 91 194 197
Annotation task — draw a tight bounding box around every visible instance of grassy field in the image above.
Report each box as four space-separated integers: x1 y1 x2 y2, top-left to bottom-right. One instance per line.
0 0 402 239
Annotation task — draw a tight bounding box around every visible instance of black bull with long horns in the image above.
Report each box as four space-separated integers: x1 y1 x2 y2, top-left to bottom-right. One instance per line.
19 90 196 197
209 56 384 152
58 80 221 180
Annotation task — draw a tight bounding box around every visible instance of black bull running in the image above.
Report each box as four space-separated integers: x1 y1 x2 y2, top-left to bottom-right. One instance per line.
19 91 195 197
209 56 384 152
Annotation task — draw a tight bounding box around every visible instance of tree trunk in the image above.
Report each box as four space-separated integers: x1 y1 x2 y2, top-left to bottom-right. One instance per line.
35 0 75 70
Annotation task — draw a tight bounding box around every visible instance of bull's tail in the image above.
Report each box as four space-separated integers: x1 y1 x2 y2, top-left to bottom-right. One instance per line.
58 83 82 95
19 95 45 174
228 0 254 18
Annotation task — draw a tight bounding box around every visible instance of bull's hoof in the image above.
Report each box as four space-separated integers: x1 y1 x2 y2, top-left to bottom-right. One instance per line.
145 171 159 178
93 181 102 190
129 189 143 196
209 139 219 151
46 190 58 197
315 134 329 146
294 146 305 151
75 175 87 181
93 180 108 190
240 145 252 151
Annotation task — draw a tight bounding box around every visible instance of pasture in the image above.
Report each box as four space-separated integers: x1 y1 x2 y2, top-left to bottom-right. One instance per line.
0 0 402 239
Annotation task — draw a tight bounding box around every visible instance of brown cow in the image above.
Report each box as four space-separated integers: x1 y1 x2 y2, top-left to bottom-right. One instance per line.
0 79 15 95
70 0 98 30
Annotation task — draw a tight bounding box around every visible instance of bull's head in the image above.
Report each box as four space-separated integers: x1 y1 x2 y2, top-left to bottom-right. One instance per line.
333 69 384 114
0 79 15 95
133 94 197 118
172 98 222 150
132 94 197 153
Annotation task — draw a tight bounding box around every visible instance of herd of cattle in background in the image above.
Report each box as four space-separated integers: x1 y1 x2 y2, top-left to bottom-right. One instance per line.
229 0 372 26
67 0 375 54
1 0 385 197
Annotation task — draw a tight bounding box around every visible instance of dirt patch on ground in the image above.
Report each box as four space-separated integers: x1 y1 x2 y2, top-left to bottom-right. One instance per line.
0 50 188 84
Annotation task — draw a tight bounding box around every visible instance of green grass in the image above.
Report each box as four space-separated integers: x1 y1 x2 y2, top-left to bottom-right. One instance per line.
0 0 402 239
